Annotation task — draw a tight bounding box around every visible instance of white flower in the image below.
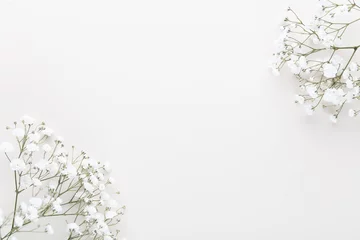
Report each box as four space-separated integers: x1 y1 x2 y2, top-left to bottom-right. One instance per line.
25 206 39 221
29 197 42 209
0 142 14 152
56 136 64 143
47 162 59 175
350 62 358 72
306 85 318 98
42 144 52 152
67 223 80 234
323 63 338 78
295 95 305 104
26 143 39 152
83 182 95 194
14 216 24 227
45 224 54 235
21 115 35 125
349 109 356 117
89 174 99 186
108 177 115 184
99 184 106 191
28 133 41 143
42 127 53 137
57 156 67 164
323 88 345 106
62 163 77 177
298 56 307 69
105 211 117 219
12 128 25 138
84 205 97 216
104 162 112 172
346 79 354 89
330 115 338 123
10 158 26 171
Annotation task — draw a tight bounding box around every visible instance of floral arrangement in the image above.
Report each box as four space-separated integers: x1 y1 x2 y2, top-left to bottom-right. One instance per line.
0 116 125 240
270 0 360 122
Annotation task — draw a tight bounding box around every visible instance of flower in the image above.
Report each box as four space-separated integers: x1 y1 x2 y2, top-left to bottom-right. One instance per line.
32 178 42 187
26 143 39 152
10 158 26 171
323 63 338 78
67 223 81 234
12 128 25 138
105 211 117 219
304 105 314 116
34 158 48 170
0 142 14 152
14 216 24 227
295 95 305 104
42 127 53 137
21 115 35 125
45 224 54 235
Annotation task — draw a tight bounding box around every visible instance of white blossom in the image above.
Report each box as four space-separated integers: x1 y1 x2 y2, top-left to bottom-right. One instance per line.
45 224 54 235
10 158 26 171
14 216 24 227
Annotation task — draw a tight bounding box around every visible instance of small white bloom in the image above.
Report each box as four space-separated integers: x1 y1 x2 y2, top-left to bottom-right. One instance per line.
10 158 26 171
21 115 35 125
346 79 354 89
298 56 307 69
26 143 39 152
105 211 117 219
306 85 318 98
42 127 53 137
349 109 356 117
67 223 80 234
28 133 41 143
57 156 67 164
323 63 338 78
99 184 106 191
104 162 112 172
45 224 54 235
350 62 358 72
83 182 95 194
12 128 25 138
0 142 14 152
106 199 118 208
101 192 111 201
14 216 24 227
295 95 305 104
62 163 77 177
108 177 115 184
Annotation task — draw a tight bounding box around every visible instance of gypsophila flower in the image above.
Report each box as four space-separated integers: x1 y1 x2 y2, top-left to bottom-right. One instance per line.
271 1 360 121
10 158 26 171
26 143 39 152
0 116 124 239
45 224 54 235
14 216 24 227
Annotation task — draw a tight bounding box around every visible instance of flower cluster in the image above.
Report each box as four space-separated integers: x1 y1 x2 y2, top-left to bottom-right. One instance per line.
0 116 125 240
270 0 360 122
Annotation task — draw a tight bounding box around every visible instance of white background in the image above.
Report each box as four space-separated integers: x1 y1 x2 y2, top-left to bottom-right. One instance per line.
1 0 360 239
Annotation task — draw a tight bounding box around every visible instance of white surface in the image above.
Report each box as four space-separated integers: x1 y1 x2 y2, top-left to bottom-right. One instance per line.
1 0 360 239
